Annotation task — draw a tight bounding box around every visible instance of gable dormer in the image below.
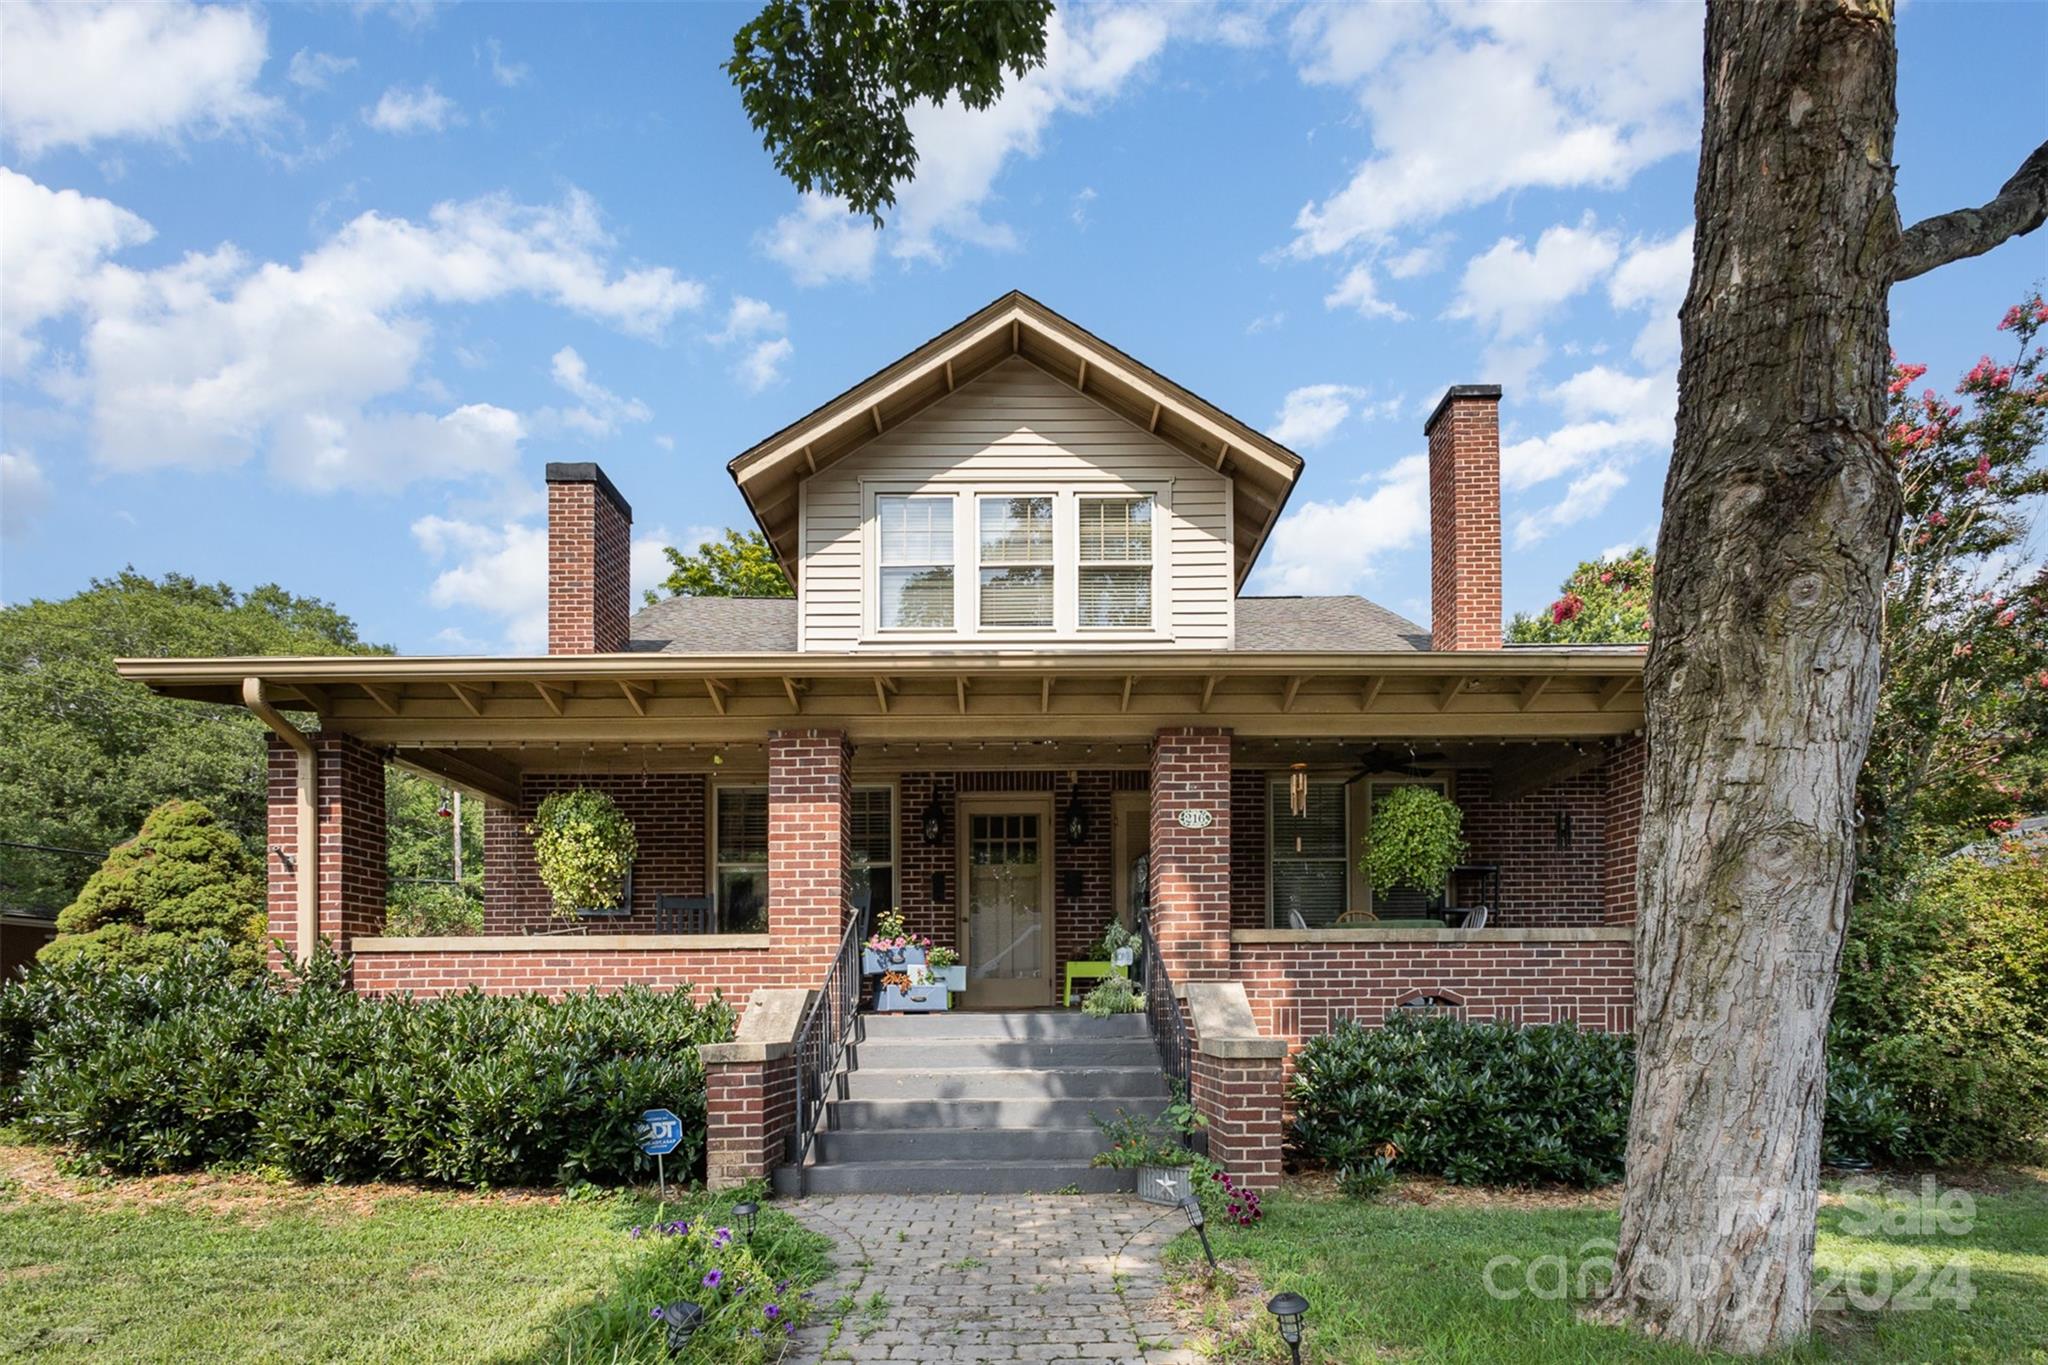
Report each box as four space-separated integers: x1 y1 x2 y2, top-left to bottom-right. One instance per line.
728 293 1303 653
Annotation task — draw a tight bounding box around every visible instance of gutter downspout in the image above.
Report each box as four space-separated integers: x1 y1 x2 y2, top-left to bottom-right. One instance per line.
242 677 317 965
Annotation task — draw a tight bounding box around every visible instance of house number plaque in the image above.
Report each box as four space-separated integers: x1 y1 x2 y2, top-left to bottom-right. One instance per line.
1175 808 1214 829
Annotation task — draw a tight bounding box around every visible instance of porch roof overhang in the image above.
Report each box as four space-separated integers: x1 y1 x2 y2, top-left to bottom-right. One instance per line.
725 291 1305 590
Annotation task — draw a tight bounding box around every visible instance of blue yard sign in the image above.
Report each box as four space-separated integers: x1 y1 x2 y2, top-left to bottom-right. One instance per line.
639 1108 684 1156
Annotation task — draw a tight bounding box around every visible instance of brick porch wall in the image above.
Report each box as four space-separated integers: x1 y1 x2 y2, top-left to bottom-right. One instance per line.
265 732 387 965
767 730 852 988
1454 768 1608 928
1602 736 1648 925
1150 728 1233 982
706 1054 797 1188
350 945 773 1001
482 772 708 934
1233 938 1636 1056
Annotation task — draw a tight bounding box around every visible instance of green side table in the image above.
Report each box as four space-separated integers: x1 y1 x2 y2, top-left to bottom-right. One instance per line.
1063 960 1129 1007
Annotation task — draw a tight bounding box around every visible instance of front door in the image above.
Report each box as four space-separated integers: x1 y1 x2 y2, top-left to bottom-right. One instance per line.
958 797 1054 1008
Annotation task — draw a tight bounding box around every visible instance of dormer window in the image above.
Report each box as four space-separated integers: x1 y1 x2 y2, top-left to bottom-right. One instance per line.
977 495 1055 630
878 495 955 630
1078 495 1153 629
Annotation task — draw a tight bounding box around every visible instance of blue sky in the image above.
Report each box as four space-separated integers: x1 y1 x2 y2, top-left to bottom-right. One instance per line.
2 0 2043 654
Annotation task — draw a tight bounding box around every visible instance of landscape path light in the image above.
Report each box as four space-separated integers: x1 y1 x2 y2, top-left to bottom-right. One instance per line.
1267 1291 1309 1364
655 1300 704 1355
1179 1194 1217 1272
733 1199 760 1244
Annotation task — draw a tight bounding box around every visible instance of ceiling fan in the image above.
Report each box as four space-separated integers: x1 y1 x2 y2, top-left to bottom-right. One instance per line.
1341 744 1448 784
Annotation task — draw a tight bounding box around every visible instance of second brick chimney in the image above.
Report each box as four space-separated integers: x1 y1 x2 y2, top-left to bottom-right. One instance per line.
1424 385 1503 651
546 462 632 655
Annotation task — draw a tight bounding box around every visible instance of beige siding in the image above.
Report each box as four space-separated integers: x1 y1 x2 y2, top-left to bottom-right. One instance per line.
800 357 1235 652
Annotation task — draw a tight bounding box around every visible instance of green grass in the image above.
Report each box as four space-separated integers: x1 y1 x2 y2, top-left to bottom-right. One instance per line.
0 1141 833 1362
1161 1172 2048 1364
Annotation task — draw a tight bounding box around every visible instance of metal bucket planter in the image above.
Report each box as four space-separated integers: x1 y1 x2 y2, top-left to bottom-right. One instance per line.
1137 1164 1194 1206
862 945 927 975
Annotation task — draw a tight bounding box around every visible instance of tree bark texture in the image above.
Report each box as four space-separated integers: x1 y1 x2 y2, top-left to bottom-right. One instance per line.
1590 1 1903 1353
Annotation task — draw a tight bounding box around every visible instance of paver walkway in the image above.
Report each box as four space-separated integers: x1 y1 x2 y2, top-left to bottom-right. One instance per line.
785 1194 1196 1363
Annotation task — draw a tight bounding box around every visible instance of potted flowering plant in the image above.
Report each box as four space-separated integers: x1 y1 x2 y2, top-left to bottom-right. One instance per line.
861 909 932 974
924 944 966 993
876 967 948 1013
527 788 638 918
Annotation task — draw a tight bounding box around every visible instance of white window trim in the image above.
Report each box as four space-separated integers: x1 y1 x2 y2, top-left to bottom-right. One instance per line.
858 477 1173 645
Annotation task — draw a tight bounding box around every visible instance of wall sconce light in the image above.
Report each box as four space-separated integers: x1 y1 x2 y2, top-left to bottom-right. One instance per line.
1554 811 1574 851
1266 1292 1309 1364
1063 789 1090 846
920 792 946 846
929 871 948 904
270 845 295 873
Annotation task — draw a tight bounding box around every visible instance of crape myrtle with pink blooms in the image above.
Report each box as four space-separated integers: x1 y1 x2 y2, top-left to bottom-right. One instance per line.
1861 289 2048 889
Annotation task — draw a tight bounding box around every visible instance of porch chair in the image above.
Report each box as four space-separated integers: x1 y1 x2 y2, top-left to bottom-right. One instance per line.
655 895 716 934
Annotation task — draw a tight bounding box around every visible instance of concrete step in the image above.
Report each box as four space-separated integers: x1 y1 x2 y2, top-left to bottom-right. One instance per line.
815 1125 1106 1164
840 1066 1170 1102
850 1038 1159 1070
828 1096 1166 1130
801 1159 1138 1196
859 1011 1149 1041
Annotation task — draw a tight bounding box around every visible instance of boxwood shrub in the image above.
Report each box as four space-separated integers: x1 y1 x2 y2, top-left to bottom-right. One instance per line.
1292 1012 1635 1187
1291 1011 1917 1187
1 944 735 1186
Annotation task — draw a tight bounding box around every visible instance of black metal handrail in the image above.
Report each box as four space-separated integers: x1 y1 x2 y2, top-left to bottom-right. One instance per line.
788 912 865 1192
1135 906 1189 1096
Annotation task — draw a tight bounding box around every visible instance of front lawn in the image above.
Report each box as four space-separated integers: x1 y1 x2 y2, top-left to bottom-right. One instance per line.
1160 1172 2048 1363
0 1139 832 1362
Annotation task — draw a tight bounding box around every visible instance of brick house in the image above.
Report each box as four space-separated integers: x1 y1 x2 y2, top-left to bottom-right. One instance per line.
124 292 1644 1192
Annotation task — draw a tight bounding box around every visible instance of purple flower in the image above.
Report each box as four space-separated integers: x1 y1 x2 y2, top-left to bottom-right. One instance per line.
630 1226 642 1239
764 1304 781 1320
702 1269 723 1289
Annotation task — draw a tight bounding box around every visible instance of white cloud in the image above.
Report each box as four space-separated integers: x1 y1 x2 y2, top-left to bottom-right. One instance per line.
763 6 1168 284
1267 384 1366 449
1071 186 1098 228
762 194 882 287
364 84 462 135
2 169 704 492
715 296 788 344
1286 1 1699 255
1449 219 1619 338
1500 363 1673 493
1251 453 1431 594
540 346 651 437
1 451 51 536
0 167 154 375
0 1 277 156
1246 310 1286 335
1609 225 1694 364
482 38 529 88
1324 262 1408 320
737 337 795 393
1385 240 1446 279
288 49 357 91
415 514 673 653
1512 463 1629 548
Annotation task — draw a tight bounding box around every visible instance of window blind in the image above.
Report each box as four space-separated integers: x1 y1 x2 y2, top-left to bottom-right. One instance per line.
1078 496 1153 628
978 496 1054 628
878 495 953 629
1270 779 1348 928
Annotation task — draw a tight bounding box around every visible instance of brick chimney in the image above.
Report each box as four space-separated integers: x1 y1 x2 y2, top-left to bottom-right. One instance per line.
1424 385 1503 651
546 462 633 655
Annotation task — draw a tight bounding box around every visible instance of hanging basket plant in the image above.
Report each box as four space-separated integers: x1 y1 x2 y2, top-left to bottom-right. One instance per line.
527 789 638 918
1361 786 1466 896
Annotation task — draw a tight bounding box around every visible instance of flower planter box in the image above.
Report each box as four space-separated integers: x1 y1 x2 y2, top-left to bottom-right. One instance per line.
863 945 926 975
876 983 949 1012
929 965 966 992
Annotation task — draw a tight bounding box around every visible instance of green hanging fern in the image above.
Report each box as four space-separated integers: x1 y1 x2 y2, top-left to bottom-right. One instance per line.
1361 786 1466 896
527 790 638 918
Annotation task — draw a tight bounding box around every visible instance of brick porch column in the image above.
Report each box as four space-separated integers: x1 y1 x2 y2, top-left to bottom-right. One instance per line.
1186 982 1287 1190
266 732 388 967
700 987 809 1190
1601 736 1648 926
1149 727 1232 983
768 729 852 989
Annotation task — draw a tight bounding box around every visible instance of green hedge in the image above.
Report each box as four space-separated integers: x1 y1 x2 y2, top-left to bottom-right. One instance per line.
1835 849 2048 1163
0 945 735 1186
1291 1012 1918 1187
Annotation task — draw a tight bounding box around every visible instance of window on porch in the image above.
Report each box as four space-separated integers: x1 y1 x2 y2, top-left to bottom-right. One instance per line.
849 785 895 935
1266 774 1452 928
713 786 769 933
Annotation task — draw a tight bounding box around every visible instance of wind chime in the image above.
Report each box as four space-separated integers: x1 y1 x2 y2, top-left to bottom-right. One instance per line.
1288 762 1309 853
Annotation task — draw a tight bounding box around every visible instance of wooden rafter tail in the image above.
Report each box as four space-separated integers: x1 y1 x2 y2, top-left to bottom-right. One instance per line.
1200 674 1219 713
872 676 893 714
702 677 729 715
361 682 402 717
955 675 970 715
1436 676 1467 712
1281 675 1307 713
782 676 806 714
1041 675 1055 713
1360 675 1385 712
533 680 567 715
1119 674 1135 713
1518 675 1553 712
1596 676 1635 711
618 679 651 717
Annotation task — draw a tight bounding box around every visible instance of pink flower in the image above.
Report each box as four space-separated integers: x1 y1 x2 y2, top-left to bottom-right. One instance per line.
1962 356 2015 391
1999 610 2018 627
1999 305 2025 332
1551 593 1585 625
1926 509 1948 527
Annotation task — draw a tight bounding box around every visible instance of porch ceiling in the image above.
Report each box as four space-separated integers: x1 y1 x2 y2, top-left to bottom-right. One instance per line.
119 651 1642 738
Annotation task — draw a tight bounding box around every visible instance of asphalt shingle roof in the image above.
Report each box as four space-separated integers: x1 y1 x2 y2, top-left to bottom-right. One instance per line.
628 594 1428 654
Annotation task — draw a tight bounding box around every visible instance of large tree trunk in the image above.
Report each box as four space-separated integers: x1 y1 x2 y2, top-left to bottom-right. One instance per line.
1589 1 1903 1353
